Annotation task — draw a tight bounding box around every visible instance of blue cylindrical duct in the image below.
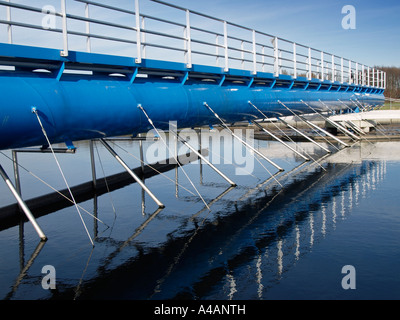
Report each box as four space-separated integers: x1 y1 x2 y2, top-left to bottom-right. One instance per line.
0 72 384 150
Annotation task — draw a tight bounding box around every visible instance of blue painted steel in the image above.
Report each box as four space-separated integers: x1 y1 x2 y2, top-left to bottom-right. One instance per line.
0 44 384 151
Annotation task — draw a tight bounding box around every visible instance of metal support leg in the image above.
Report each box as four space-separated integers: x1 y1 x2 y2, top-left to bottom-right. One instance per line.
337 99 368 135
12 150 21 195
251 120 310 161
99 139 165 208
277 117 331 153
203 102 284 172
345 120 367 135
304 100 360 141
0 165 47 241
89 140 97 189
171 129 237 186
299 115 350 147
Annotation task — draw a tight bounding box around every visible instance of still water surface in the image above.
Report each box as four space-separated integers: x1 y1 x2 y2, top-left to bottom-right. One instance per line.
0 136 399 300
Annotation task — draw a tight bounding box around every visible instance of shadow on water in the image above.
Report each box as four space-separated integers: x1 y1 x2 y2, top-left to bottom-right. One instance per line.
49 159 377 300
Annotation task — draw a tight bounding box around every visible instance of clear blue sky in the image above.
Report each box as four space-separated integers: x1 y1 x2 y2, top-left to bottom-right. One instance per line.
2 0 398 68
166 0 400 67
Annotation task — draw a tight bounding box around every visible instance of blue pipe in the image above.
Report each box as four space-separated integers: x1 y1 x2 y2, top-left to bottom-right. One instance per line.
0 69 384 151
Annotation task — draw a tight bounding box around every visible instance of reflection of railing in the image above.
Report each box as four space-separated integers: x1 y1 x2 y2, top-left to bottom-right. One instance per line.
196 160 387 299
0 0 386 89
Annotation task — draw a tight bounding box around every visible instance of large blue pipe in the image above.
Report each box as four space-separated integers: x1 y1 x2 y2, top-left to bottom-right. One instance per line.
0 49 384 151
0 71 384 151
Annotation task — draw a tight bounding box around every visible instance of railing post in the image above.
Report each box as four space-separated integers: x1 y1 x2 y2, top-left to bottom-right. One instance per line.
331 54 335 82
348 60 352 84
372 68 375 87
320 51 324 81
141 16 146 59
6 0 12 44
185 9 192 68
293 42 297 79
377 69 381 89
362 64 365 86
135 0 142 64
382 70 385 89
215 34 220 67
308 47 312 80
240 40 244 69
223 21 229 72
252 30 257 75
85 3 91 53
355 62 359 85
60 0 69 57
273 37 279 77
341 58 344 83
261 46 265 72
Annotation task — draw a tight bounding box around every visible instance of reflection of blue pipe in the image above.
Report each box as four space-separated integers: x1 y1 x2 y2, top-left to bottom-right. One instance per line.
0 45 384 151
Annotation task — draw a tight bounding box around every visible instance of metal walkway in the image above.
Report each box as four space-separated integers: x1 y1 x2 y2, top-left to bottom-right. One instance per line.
0 0 387 87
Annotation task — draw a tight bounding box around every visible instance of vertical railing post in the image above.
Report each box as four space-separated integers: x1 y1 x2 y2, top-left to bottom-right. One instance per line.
135 0 142 64
85 3 91 53
348 60 352 84
293 42 297 79
331 54 335 82
141 16 146 59
185 9 192 68
383 71 386 89
60 0 69 57
261 46 265 72
355 62 359 85
273 37 279 77
215 34 220 67
341 57 344 83
6 0 12 44
372 68 375 87
308 47 312 80
320 51 324 81
252 30 257 75
377 70 381 89
223 21 229 72
362 65 365 86
240 40 244 69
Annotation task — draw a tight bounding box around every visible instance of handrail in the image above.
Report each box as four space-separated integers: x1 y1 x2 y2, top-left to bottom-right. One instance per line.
0 0 386 89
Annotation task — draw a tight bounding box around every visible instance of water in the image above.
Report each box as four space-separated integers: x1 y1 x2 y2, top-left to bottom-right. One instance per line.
0 135 399 300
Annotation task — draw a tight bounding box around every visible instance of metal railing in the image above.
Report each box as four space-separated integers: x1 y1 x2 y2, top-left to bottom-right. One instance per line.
0 0 386 89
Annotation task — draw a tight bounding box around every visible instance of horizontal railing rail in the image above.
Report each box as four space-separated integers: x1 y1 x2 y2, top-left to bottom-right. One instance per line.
0 0 386 89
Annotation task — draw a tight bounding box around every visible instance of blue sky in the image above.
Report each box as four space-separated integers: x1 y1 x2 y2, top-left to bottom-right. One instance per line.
1 0 398 68
166 0 400 67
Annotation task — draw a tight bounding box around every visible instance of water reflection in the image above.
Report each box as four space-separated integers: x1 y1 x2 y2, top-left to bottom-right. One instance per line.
74 160 386 299
0 139 394 300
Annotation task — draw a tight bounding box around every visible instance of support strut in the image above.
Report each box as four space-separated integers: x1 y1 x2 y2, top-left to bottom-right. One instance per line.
171 129 237 187
100 138 165 209
203 102 284 172
0 164 47 241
